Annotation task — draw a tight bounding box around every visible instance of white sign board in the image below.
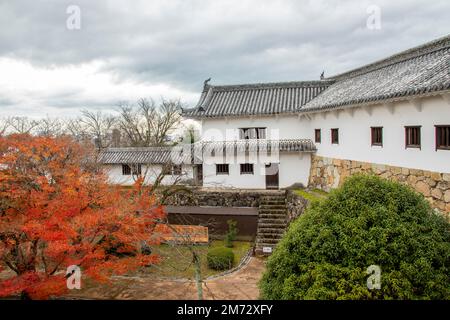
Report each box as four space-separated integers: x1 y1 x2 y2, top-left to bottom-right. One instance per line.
262 247 273 253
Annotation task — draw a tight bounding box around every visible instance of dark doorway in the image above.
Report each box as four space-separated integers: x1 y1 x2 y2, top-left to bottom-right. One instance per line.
265 163 279 190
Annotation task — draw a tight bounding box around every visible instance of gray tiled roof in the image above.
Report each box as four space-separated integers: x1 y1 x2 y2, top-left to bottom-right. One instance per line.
99 147 191 164
183 81 332 118
99 139 316 165
301 34 450 112
202 139 316 153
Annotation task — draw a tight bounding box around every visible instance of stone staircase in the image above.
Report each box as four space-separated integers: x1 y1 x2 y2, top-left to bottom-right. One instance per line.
255 192 288 256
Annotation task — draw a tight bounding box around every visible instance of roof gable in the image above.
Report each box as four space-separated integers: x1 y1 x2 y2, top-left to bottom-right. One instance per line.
183 81 333 118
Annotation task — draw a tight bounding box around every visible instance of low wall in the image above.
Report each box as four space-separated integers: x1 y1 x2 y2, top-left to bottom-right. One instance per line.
162 189 309 239
309 155 450 214
162 188 264 207
167 207 258 240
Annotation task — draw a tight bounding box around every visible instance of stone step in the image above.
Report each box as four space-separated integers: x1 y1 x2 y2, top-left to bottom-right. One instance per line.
257 233 284 240
257 227 285 233
261 196 285 200
259 213 287 219
256 238 281 245
259 205 286 210
257 222 287 228
258 209 287 215
258 218 287 224
261 199 285 204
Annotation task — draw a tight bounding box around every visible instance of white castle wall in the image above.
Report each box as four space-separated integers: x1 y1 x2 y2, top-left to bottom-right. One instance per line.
200 94 450 176
104 164 194 186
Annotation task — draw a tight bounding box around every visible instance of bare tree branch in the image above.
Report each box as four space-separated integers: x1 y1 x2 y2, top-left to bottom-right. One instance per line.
80 110 118 149
7 116 39 134
117 98 182 147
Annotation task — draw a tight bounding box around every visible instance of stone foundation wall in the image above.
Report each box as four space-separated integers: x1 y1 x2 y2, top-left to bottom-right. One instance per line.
162 188 266 207
163 188 309 225
286 190 309 223
309 155 450 214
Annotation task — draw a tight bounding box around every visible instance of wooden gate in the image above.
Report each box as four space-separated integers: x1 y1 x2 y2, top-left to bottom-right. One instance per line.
265 163 279 189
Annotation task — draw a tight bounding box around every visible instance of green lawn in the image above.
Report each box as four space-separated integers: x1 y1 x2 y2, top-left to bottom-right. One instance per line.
139 240 251 279
294 188 328 203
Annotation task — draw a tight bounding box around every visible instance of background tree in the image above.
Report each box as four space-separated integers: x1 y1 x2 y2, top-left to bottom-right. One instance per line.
260 175 450 300
35 116 65 137
0 134 165 299
7 116 39 134
0 118 9 136
117 98 182 147
80 110 118 149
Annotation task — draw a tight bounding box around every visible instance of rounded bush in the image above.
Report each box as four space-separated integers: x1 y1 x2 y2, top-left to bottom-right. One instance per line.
260 174 450 300
207 247 235 270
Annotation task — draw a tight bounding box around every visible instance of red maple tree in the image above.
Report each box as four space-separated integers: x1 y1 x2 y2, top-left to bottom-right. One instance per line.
0 134 165 299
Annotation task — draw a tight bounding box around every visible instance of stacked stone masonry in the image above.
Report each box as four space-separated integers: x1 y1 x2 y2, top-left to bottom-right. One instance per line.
309 155 450 215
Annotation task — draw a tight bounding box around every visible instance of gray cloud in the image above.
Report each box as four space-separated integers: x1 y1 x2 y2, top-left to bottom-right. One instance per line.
0 0 449 116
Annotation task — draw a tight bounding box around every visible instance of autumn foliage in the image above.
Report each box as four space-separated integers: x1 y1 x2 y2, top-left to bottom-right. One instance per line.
0 134 166 299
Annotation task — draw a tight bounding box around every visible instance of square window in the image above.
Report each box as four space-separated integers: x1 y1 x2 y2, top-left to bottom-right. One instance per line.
122 164 131 175
240 163 254 175
163 165 182 175
239 127 267 140
172 165 182 176
123 164 141 175
405 126 421 148
216 164 229 175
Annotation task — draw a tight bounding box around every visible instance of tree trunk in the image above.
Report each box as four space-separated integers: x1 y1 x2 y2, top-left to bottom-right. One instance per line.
20 290 32 300
193 252 203 300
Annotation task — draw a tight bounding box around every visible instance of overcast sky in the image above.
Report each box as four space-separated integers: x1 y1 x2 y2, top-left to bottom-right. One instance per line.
0 0 449 118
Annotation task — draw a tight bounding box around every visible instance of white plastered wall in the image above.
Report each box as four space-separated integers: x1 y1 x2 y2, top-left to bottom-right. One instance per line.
103 164 194 186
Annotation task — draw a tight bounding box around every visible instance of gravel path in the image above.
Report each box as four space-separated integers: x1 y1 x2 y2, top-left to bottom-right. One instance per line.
65 257 265 300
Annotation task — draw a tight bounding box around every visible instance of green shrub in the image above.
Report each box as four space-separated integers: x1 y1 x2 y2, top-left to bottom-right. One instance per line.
260 174 450 300
224 219 238 248
207 247 235 270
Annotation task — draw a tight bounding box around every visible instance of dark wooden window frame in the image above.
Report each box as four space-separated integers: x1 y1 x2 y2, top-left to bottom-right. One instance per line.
216 164 230 175
239 127 267 140
163 164 183 176
122 164 131 175
314 129 321 143
405 126 421 149
435 125 450 151
172 164 182 176
122 164 141 176
240 163 254 175
371 127 383 146
331 128 339 144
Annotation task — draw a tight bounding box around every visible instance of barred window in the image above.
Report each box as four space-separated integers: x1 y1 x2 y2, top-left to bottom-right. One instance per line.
172 165 182 175
371 127 383 146
239 127 266 139
314 129 321 143
436 125 450 150
163 165 182 175
216 164 229 175
405 126 421 148
331 128 339 144
122 164 131 175
240 163 254 175
122 164 141 175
